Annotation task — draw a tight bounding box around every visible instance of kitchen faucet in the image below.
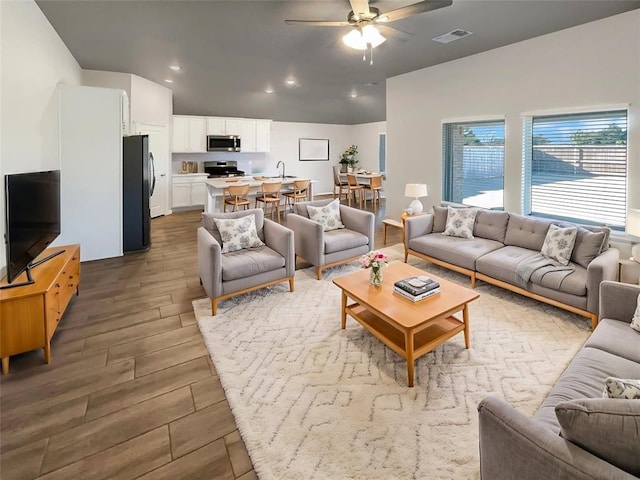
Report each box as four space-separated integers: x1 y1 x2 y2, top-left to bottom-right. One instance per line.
276 161 285 179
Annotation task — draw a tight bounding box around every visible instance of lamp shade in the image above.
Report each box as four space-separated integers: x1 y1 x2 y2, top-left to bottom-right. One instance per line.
627 209 640 263
627 208 640 238
404 184 428 198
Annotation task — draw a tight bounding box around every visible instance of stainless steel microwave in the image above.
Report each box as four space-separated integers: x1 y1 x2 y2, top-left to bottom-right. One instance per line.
207 135 241 152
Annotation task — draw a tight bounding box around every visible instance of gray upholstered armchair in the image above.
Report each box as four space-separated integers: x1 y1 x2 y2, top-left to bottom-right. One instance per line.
288 199 374 280
197 209 295 315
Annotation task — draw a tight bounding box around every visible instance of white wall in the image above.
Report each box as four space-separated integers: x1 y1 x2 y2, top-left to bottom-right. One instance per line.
83 70 173 127
351 121 386 173
0 0 82 274
386 10 640 220
130 75 173 127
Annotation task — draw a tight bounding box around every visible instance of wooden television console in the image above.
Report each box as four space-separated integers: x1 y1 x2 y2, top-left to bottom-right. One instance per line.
0 245 80 374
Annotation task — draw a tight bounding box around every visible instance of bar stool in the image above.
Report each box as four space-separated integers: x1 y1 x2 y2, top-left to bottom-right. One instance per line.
282 179 310 214
255 181 282 222
223 184 251 212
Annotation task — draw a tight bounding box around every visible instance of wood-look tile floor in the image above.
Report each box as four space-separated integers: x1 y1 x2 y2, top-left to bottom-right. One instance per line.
0 196 401 480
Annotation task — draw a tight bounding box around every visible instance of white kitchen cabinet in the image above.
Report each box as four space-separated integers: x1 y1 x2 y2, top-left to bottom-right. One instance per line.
172 174 209 208
255 120 271 152
238 119 256 152
206 117 240 136
175 115 271 153
171 183 192 208
172 116 206 153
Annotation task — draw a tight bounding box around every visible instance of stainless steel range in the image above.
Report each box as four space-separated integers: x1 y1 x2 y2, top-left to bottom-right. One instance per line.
204 161 245 178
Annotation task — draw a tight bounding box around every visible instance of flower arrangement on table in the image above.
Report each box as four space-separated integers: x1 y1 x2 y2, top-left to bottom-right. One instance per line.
360 251 389 285
339 145 359 170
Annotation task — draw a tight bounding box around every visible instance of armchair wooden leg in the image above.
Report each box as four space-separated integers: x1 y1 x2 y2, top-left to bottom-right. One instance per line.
317 267 323 280
289 277 294 292
471 274 476 289
211 299 218 316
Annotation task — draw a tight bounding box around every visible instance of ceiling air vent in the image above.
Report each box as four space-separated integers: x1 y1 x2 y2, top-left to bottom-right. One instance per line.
432 29 473 44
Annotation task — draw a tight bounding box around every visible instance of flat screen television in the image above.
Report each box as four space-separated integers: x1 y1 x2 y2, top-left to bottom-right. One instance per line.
3 170 61 286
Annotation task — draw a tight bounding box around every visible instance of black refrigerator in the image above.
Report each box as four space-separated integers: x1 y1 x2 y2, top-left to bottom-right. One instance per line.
123 135 155 252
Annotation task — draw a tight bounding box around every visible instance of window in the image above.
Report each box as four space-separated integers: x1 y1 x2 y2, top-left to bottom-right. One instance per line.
378 133 386 172
442 120 505 209
522 110 627 228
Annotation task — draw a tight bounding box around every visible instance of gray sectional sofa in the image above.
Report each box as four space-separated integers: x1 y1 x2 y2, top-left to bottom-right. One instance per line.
478 281 640 479
404 206 619 329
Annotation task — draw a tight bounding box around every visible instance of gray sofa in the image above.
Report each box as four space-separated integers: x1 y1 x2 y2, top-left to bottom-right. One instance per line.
288 199 374 279
404 207 619 329
478 281 640 479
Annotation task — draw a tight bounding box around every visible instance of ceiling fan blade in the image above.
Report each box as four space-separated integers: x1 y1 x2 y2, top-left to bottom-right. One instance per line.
284 19 351 27
377 0 452 23
349 0 371 19
377 25 414 42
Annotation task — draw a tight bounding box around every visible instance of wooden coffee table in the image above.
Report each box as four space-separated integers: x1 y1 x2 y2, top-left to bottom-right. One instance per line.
333 262 479 387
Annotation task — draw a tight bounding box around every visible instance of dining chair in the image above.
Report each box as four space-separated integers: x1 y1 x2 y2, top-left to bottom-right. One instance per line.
223 183 251 212
332 166 349 200
255 181 282 222
282 179 310 214
346 174 364 209
363 175 383 207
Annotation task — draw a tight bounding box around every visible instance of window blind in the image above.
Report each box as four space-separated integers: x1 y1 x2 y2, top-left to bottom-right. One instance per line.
526 110 627 228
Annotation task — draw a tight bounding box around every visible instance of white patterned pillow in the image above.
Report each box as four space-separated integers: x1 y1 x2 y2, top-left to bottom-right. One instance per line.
307 199 345 232
632 293 640 333
540 224 577 266
442 206 477 239
604 377 640 399
213 215 265 253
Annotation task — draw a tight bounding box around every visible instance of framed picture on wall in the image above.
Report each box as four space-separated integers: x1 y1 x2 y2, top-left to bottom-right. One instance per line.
299 138 329 161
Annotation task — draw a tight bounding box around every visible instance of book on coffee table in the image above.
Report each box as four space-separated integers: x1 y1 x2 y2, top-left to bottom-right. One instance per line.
394 276 440 296
393 285 441 302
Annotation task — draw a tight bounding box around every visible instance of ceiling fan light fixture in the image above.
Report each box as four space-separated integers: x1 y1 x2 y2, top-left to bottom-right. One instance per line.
362 24 386 48
342 29 367 50
342 25 386 50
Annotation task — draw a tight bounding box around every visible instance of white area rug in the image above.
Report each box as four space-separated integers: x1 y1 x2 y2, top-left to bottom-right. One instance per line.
193 244 590 480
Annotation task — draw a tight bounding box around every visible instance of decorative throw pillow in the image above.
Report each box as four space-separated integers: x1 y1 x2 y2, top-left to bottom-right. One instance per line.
604 377 640 399
540 224 577 266
442 206 477 239
213 215 265 254
570 227 607 268
631 293 640 333
307 199 345 232
555 398 640 475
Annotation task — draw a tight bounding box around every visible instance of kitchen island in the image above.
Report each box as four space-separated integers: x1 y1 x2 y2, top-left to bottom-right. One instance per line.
205 176 315 213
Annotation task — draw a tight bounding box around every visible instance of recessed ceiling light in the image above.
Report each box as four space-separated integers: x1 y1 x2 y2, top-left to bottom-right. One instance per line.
169 65 181 71
349 92 358 98
265 87 274 94
164 79 173 83
285 78 297 87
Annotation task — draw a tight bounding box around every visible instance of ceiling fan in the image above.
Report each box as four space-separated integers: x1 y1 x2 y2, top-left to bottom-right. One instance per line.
285 0 453 64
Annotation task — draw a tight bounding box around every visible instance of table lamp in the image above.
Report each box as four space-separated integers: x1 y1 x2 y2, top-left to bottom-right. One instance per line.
404 184 428 215
626 208 640 262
